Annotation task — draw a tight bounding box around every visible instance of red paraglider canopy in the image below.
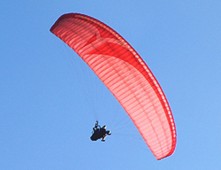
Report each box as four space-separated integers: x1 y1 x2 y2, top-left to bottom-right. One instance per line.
50 13 176 160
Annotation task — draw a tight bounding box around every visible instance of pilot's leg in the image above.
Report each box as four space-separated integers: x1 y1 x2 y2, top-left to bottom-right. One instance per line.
101 134 106 141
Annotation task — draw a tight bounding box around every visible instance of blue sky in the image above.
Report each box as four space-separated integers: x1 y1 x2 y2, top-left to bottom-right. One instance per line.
1 1 221 169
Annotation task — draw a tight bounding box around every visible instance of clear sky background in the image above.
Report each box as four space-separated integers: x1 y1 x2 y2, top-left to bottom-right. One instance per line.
1 1 221 170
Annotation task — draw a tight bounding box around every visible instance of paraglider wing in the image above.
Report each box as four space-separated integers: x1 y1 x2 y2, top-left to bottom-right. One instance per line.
50 13 176 160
